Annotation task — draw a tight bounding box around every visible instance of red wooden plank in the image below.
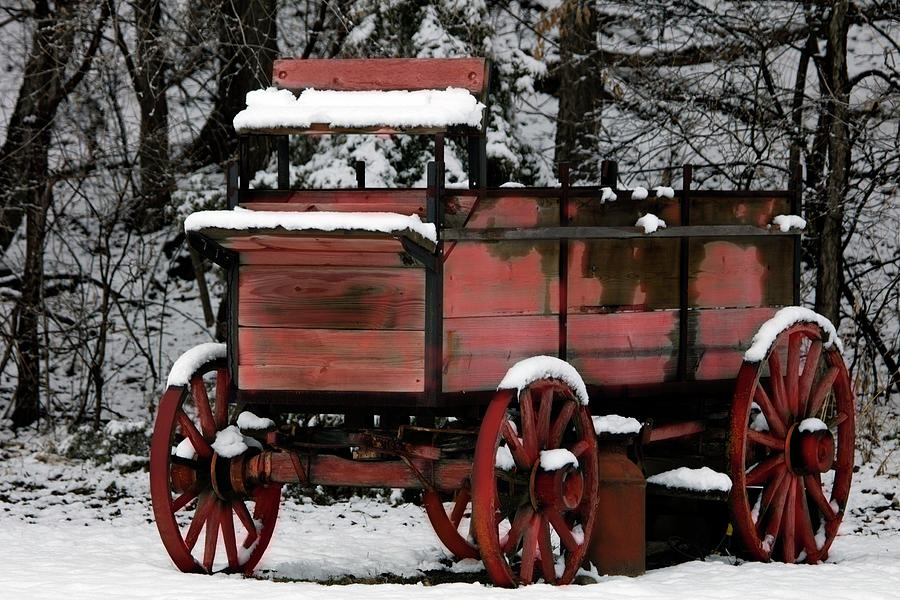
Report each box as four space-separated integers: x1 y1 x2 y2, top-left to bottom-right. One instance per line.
217 234 409 253
239 249 412 267
567 240 680 311
239 266 424 330
241 202 427 218
689 307 777 381
566 311 679 386
688 239 793 308
442 316 558 392
465 195 560 229
443 242 560 318
238 328 423 392
569 195 681 227
690 194 791 226
272 58 489 96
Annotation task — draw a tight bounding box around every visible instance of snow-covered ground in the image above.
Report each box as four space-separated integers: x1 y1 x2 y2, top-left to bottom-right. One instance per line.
2 427 899 600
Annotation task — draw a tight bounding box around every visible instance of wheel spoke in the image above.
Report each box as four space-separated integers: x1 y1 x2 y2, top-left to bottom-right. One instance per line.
519 514 539 584
501 507 533 554
519 389 539 461
537 517 556 584
757 467 788 532
549 402 576 447
570 438 591 458
536 387 553 449
501 420 532 468
781 477 798 562
172 488 198 513
746 454 785 487
804 475 839 521
176 410 212 459
748 429 784 451
233 499 259 549
214 368 230 429
797 340 823 416
190 377 216 439
450 488 471 528
221 505 240 570
768 351 790 420
546 507 579 553
761 475 790 548
796 478 820 561
807 366 839 418
202 503 220 571
185 493 214 551
754 385 787 438
785 333 802 417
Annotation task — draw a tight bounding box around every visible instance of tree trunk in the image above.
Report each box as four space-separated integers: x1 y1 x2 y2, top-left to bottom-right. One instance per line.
131 0 172 231
554 1 601 180
815 0 850 326
185 0 278 170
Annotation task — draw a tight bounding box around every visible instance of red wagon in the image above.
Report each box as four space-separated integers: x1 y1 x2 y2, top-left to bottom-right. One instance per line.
149 58 855 586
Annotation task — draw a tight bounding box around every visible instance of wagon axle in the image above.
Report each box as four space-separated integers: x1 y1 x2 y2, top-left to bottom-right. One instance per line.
787 426 835 476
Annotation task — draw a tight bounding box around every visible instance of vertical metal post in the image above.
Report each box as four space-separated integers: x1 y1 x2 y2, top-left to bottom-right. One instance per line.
425 161 444 407
600 160 618 188
790 164 802 306
558 163 570 361
355 161 366 188
238 136 250 192
226 160 239 209
677 164 692 382
277 136 290 189
467 134 487 189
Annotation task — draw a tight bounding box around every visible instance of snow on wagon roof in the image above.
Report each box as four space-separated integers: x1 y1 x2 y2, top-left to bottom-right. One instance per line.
184 208 438 244
233 86 485 133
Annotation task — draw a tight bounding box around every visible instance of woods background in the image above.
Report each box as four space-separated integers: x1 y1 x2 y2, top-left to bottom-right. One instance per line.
0 1 897 458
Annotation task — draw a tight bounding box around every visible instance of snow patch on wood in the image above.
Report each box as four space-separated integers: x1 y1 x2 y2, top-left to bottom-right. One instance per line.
743 306 842 362
165 342 227 387
799 417 828 433
539 448 579 470
592 414 642 435
233 86 485 132
497 355 589 405
635 213 666 234
185 208 437 244
237 411 275 431
772 214 807 232
646 466 732 492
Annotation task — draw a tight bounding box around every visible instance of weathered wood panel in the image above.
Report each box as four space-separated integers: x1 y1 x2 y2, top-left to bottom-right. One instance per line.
442 316 558 392
272 58 489 96
566 311 679 386
569 193 681 227
690 193 792 226
464 195 560 229
688 238 793 308
235 237 415 267
567 239 681 311
238 328 424 392
687 307 777 381
443 242 560 318
239 266 424 329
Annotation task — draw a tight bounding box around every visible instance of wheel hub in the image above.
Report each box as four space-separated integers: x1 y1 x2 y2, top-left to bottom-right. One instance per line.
786 424 835 475
532 466 584 510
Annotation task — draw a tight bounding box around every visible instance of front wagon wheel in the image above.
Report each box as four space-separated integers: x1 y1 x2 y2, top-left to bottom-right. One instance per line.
729 321 854 564
149 358 281 574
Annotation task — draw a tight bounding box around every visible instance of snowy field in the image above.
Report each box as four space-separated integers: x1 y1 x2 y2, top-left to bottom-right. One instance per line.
2 428 899 600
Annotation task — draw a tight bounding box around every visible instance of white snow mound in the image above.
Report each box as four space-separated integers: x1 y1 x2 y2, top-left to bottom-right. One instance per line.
539 448 579 470
185 208 437 244
601 187 617 203
495 445 515 470
799 417 828 433
636 213 666 234
653 186 675 198
498 355 589 405
237 411 276 430
743 306 842 362
630 186 649 200
647 466 732 492
772 214 807 232
233 86 485 132
593 414 642 435
166 342 227 387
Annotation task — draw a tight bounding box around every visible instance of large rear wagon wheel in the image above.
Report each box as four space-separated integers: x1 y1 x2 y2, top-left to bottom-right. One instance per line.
471 380 598 586
729 322 855 564
150 358 281 574
423 486 479 560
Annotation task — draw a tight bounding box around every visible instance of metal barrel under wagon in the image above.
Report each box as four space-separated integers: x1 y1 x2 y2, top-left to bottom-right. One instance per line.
148 58 856 586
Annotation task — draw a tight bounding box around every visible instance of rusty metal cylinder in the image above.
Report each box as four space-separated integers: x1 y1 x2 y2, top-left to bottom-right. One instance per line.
589 440 646 576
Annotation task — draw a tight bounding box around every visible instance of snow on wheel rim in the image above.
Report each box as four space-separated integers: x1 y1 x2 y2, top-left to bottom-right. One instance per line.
729 320 855 564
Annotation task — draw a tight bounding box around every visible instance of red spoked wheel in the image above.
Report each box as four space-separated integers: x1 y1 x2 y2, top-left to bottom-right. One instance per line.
150 357 281 574
471 380 598 586
423 486 479 560
729 322 855 563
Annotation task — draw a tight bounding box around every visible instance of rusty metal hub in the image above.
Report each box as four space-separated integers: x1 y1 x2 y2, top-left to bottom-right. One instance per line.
786 424 835 475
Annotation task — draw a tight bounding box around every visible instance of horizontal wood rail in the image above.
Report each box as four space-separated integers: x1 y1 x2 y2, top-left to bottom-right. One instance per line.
442 225 800 241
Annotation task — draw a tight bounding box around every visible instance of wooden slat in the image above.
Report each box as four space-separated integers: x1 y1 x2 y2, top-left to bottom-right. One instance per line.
239 266 424 330
687 307 777 381
465 195 560 229
239 249 414 268
443 242 559 318
690 194 791 226
569 193 681 227
688 238 794 308
196 227 434 253
238 328 423 392
442 316 558 392
272 58 489 97
567 240 680 311
566 311 679 386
